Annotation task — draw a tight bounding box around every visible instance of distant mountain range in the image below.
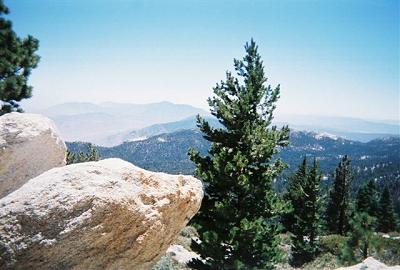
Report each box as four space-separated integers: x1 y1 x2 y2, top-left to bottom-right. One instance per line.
37 101 206 145
38 101 399 146
103 116 222 146
104 115 400 146
274 114 400 142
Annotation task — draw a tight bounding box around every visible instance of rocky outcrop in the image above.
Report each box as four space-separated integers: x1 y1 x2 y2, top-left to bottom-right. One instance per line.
0 158 203 270
336 257 400 270
0 112 66 198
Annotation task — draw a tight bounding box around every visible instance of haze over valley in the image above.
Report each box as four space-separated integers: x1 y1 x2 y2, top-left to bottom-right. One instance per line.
35 101 399 146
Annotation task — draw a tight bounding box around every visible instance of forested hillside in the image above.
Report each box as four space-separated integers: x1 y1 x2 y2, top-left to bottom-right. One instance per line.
67 130 400 214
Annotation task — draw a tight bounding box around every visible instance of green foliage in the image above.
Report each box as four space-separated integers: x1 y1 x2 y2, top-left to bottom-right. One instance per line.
326 155 353 235
319 234 346 256
340 212 376 265
356 179 379 218
287 232 400 268
187 40 290 269
294 253 340 270
0 0 40 115
286 157 322 267
377 186 398 233
376 175 400 218
66 143 100 164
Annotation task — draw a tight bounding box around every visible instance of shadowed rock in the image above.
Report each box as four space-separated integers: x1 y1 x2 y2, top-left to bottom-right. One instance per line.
0 113 66 198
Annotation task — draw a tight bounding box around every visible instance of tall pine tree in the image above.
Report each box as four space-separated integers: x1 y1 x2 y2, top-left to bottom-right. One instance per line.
326 155 353 235
283 158 308 233
287 157 321 267
356 179 378 218
0 0 39 115
188 40 290 270
377 186 397 233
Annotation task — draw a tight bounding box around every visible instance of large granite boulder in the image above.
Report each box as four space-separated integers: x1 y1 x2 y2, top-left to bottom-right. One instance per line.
0 112 66 198
0 158 203 270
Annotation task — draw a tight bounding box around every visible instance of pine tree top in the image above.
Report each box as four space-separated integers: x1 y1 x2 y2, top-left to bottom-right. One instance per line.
0 0 40 114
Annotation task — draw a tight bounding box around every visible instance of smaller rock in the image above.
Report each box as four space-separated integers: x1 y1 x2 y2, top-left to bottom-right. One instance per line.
336 257 400 270
166 244 201 265
0 113 66 198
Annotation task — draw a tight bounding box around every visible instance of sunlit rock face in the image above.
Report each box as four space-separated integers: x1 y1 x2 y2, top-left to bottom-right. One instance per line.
0 158 203 270
0 112 66 198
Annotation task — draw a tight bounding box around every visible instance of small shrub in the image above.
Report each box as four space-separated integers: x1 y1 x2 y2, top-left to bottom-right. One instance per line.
301 253 340 270
319 234 346 256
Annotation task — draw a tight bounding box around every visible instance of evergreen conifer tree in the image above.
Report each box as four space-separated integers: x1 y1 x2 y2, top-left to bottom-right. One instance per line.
287 157 321 267
356 179 378 218
326 155 353 235
0 0 40 115
340 212 375 264
283 158 307 233
188 40 290 270
377 186 397 233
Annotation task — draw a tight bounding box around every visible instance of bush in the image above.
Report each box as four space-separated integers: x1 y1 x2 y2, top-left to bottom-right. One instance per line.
301 253 340 270
319 235 346 256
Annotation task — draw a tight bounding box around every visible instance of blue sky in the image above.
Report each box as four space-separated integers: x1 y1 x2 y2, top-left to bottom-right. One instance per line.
6 0 399 121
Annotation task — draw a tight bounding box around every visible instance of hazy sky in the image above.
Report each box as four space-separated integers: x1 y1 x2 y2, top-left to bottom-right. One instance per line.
7 0 400 121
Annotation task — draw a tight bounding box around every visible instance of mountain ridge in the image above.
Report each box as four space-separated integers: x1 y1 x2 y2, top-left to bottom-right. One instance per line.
104 114 399 146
